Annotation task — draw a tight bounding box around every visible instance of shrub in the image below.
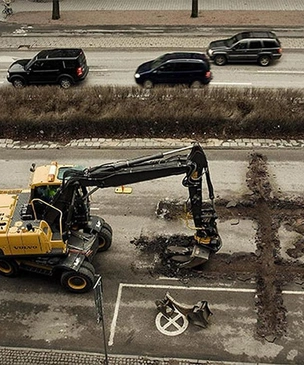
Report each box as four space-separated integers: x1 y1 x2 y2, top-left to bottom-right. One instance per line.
0 85 303 141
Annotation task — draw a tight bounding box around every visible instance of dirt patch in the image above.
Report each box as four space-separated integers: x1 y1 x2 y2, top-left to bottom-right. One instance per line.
7 10 304 27
131 153 304 340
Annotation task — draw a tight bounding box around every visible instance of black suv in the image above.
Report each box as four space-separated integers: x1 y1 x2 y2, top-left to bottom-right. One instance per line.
207 31 282 67
7 48 89 88
134 52 212 88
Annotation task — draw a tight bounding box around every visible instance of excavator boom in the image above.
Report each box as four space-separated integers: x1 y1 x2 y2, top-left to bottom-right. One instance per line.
47 143 222 267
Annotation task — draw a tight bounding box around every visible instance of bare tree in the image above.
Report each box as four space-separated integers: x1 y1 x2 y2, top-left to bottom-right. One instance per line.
191 0 198 18
52 0 60 20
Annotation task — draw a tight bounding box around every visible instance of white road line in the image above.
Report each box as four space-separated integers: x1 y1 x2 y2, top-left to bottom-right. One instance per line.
108 282 123 346
283 290 304 295
157 276 179 281
211 82 252 86
121 283 256 292
258 70 304 74
108 282 304 347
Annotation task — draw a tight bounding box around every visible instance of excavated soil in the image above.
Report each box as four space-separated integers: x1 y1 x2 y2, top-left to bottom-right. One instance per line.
132 153 304 340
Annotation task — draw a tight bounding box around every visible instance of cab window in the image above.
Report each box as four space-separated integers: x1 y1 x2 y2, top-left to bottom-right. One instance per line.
234 41 248 50
249 41 262 49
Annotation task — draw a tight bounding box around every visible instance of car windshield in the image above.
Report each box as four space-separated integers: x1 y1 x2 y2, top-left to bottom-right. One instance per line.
26 55 38 69
226 33 249 47
151 54 170 69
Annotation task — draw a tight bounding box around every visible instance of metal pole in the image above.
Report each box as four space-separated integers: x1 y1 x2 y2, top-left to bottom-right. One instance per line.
191 0 199 18
94 275 109 365
52 0 60 20
101 313 109 365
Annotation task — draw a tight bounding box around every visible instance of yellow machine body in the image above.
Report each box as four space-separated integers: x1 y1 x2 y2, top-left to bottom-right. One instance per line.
0 161 69 257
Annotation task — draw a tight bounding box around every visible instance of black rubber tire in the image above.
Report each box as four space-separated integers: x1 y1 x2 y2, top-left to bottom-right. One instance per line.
12 78 25 88
59 77 73 89
0 259 19 277
102 221 113 235
143 80 153 89
214 55 227 66
81 261 96 276
97 227 113 252
60 266 95 293
190 80 202 89
258 55 271 67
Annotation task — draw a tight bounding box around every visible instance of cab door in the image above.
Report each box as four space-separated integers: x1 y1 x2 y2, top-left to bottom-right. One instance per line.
153 63 176 85
247 40 263 61
229 40 249 61
27 60 62 84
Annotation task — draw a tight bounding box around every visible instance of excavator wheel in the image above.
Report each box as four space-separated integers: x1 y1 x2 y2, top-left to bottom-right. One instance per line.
102 222 113 235
0 259 19 277
60 263 95 293
97 226 113 252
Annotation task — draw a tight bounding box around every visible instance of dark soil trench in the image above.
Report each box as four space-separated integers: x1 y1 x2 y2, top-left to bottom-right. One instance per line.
132 153 304 340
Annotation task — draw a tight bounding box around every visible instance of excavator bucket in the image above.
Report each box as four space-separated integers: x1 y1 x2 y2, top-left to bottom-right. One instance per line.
166 243 210 268
188 301 213 328
155 292 213 329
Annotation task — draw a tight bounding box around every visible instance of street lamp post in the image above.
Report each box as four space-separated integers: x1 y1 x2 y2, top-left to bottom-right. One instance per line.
52 0 60 20
191 0 198 18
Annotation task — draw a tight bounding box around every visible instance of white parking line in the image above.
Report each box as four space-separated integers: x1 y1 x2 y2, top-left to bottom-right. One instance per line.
108 282 304 346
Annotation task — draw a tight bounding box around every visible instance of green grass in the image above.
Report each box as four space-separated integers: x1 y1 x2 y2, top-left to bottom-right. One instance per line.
1 86 303 141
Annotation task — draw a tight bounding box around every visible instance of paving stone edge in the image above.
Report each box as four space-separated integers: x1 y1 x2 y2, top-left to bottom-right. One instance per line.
0 138 303 150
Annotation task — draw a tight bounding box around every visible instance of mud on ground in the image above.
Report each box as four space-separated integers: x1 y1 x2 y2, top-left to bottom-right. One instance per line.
132 153 304 341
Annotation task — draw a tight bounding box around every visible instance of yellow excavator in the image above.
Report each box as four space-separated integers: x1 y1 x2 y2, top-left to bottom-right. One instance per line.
0 143 222 293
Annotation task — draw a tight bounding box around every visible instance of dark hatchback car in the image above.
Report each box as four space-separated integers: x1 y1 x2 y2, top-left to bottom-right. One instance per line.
206 31 282 67
134 52 212 88
7 48 89 88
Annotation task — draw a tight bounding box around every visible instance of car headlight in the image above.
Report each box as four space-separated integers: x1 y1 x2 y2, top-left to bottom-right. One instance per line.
134 73 140 79
207 49 213 56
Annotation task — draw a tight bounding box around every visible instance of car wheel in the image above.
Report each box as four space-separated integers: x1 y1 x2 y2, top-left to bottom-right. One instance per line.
143 80 153 89
214 55 227 66
0 259 19 277
12 78 25 88
60 265 95 293
190 80 202 89
258 55 271 67
59 77 73 89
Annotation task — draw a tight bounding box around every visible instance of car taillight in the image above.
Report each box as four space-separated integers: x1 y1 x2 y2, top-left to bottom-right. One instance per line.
76 67 83 76
206 71 211 78
278 48 282 54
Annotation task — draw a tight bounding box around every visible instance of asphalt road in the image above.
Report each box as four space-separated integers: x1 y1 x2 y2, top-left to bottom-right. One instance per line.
1 50 304 88
1 148 304 364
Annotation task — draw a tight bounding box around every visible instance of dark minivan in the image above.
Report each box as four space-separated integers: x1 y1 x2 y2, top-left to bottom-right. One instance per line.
7 48 89 88
134 52 212 88
207 31 282 67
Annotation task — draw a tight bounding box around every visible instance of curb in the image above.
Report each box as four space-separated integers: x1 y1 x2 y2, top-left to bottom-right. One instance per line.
0 346 280 365
1 138 304 150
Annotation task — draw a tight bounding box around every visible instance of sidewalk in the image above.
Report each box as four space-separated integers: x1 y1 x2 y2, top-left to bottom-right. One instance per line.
9 0 304 12
0 346 274 365
1 0 304 51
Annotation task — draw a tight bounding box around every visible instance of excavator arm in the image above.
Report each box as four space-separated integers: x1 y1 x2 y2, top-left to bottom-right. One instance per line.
44 143 222 267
